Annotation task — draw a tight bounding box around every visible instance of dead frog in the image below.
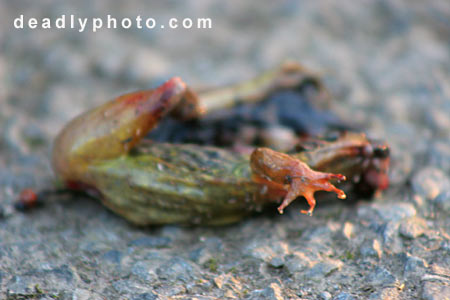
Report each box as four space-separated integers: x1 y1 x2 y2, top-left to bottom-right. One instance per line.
32 63 390 225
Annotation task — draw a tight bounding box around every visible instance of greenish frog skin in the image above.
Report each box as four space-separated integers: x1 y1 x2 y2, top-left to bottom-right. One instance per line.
52 64 390 225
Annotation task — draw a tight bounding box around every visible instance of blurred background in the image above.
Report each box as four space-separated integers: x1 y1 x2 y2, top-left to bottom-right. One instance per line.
1 0 449 299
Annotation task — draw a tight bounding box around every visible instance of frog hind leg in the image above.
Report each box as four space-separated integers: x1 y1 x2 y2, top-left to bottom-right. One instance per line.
250 147 346 216
197 62 326 114
52 77 197 183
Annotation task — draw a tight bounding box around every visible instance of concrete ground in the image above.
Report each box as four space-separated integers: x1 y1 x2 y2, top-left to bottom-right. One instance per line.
1 1 449 299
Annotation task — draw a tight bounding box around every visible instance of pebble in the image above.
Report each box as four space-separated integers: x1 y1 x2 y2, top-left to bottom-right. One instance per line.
245 240 289 262
368 287 400 300
131 261 157 283
332 292 356 300
248 283 284 300
365 267 397 288
357 202 416 225
132 292 159 300
381 222 403 253
305 259 344 280
360 239 383 259
430 263 450 278
284 252 313 275
403 254 428 276
399 217 427 239
421 281 450 300
112 279 147 295
49 264 75 283
189 247 213 265
189 237 223 265
156 257 197 283
0 205 14 219
269 256 285 268
72 288 98 300
342 222 355 240
213 273 242 292
434 190 450 213
6 275 33 296
319 291 332 300
440 241 450 252
376 203 417 223
412 167 450 201
6 265 76 296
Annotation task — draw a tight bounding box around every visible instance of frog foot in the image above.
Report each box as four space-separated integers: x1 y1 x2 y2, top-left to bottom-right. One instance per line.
250 147 346 216
278 172 346 215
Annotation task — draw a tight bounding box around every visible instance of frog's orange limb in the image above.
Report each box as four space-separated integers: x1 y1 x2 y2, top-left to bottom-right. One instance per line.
52 77 188 183
251 174 288 198
250 147 346 215
278 172 346 215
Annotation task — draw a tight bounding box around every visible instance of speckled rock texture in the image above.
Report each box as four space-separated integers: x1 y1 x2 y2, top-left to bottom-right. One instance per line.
1 1 449 299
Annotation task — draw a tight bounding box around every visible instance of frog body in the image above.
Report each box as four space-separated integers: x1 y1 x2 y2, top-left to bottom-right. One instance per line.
52 64 390 225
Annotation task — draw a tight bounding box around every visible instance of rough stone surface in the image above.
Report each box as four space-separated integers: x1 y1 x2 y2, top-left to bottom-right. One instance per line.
422 281 450 300
368 287 401 300
403 253 428 276
360 239 383 259
1 1 449 298
333 293 356 300
399 217 427 239
248 283 284 300
305 259 343 280
434 190 450 214
412 167 450 201
365 267 397 288
320 291 332 300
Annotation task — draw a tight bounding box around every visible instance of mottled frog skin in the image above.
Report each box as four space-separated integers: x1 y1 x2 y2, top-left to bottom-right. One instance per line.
52 64 390 225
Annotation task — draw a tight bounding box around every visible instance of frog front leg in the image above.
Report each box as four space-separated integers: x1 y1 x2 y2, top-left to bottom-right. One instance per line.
250 147 346 215
52 77 195 184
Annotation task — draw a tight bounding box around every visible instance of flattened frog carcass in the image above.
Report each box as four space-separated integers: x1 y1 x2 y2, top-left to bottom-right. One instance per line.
51 63 390 225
